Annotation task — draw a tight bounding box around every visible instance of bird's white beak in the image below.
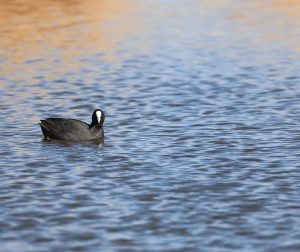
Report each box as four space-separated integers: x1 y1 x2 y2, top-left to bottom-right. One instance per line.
96 111 102 124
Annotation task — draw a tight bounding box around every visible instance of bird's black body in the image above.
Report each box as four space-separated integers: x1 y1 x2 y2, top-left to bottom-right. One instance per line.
40 109 105 141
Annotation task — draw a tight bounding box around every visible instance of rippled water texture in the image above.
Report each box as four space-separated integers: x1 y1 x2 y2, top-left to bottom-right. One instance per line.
1 0 300 251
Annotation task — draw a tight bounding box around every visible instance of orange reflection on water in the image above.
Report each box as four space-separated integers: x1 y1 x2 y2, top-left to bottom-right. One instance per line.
0 0 138 65
202 0 300 53
1 0 300 71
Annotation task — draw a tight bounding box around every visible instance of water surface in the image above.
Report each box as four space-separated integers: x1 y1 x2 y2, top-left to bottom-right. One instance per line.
1 1 300 251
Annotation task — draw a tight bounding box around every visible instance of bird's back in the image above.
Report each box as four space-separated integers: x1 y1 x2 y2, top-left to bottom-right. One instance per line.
40 118 92 141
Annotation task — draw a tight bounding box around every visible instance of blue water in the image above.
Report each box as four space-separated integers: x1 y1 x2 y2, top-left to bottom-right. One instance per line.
1 1 300 251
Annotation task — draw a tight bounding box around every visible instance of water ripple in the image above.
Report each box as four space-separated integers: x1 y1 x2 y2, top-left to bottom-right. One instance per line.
1 1 300 252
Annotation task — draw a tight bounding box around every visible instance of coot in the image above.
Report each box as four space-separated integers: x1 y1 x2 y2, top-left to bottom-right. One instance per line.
40 109 105 141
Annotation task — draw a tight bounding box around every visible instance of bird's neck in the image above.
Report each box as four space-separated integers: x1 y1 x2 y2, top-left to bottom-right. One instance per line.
90 123 102 129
